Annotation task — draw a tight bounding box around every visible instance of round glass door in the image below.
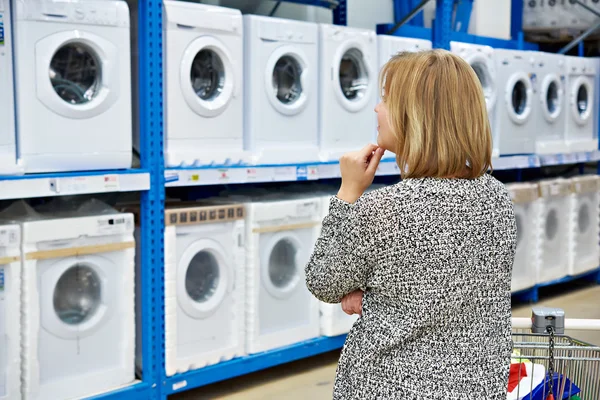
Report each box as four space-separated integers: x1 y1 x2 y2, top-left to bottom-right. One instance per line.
180 37 235 118
470 60 495 112
578 202 590 234
49 43 102 105
576 84 589 117
53 264 101 325
570 77 593 124
545 209 559 241
541 74 563 122
512 81 528 115
262 235 302 298
506 72 533 124
190 49 225 102
272 55 303 105
268 238 298 290
339 48 369 102
185 251 221 304
177 241 230 319
546 82 559 113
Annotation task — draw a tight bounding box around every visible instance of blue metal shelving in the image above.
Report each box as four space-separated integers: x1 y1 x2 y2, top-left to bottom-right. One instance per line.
78 0 600 398
136 0 165 399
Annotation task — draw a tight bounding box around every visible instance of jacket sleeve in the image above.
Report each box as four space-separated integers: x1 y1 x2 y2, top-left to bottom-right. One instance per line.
305 195 373 303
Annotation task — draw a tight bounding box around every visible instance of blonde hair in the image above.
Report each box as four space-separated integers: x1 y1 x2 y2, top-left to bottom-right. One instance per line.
379 49 492 179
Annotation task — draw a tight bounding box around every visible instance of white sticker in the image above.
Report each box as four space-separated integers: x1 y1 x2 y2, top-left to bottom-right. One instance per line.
297 201 318 217
0 229 16 247
172 380 187 391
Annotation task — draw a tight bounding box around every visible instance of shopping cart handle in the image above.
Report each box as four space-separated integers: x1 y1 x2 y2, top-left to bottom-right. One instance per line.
512 317 600 331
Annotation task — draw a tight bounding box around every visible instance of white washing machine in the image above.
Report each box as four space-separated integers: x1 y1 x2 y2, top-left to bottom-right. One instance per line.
12 0 132 173
537 179 571 284
533 51 567 154
377 35 431 159
244 196 321 354
568 175 600 276
0 0 20 175
0 224 20 400
494 49 536 156
450 42 498 156
506 183 541 293
564 56 598 153
244 15 320 165
159 203 246 376
318 24 377 162
17 205 135 400
160 1 247 167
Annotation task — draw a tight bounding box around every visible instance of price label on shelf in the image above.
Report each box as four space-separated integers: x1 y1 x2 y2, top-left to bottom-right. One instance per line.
103 175 120 190
307 166 319 180
217 169 230 182
50 176 91 194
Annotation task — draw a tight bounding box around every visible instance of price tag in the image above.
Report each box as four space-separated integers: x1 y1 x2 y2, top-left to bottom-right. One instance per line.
52 176 91 194
217 169 230 182
246 168 258 181
103 175 119 190
307 166 319 180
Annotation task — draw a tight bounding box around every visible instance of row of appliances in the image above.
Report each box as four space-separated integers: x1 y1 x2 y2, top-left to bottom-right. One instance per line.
135 175 598 378
1 175 597 397
523 0 600 32
2 0 597 176
126 189 357 377
0 200 136 400
508 175 600 293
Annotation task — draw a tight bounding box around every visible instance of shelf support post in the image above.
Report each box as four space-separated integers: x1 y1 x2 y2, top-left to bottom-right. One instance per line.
138 0 166 398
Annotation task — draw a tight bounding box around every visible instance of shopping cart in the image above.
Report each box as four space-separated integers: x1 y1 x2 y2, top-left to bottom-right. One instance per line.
509 307 600 400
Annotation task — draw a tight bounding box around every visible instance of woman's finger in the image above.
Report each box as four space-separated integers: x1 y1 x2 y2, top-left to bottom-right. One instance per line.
366 148 384 175
359 144 379 158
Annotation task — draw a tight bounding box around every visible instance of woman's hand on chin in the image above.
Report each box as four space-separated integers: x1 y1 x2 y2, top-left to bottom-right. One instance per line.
338 144 384 204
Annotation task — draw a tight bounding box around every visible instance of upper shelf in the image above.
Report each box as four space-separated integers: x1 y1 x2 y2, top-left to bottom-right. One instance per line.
164 150 600 187
0 169 150 200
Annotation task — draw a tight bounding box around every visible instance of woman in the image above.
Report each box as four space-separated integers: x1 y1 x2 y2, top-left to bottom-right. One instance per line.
305 49 516 399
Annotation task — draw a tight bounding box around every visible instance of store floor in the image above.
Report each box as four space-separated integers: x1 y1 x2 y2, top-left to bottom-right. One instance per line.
172 281 600 400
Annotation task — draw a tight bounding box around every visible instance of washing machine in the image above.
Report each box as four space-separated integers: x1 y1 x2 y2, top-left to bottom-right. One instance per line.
244 196 321 354
0 0 20 175
160 203 245 376
568 175 600 276
522 0 560 31
537 179 571 284
533 52 567 154
377 35 431 159
159 1 247 167
318 24 377 162
494 49 536 156
506 183 541 293
17 204 135 400
0 224 20 400
12 0 132 173
244 15 320 165
450 42 498 156
564 56 598 153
